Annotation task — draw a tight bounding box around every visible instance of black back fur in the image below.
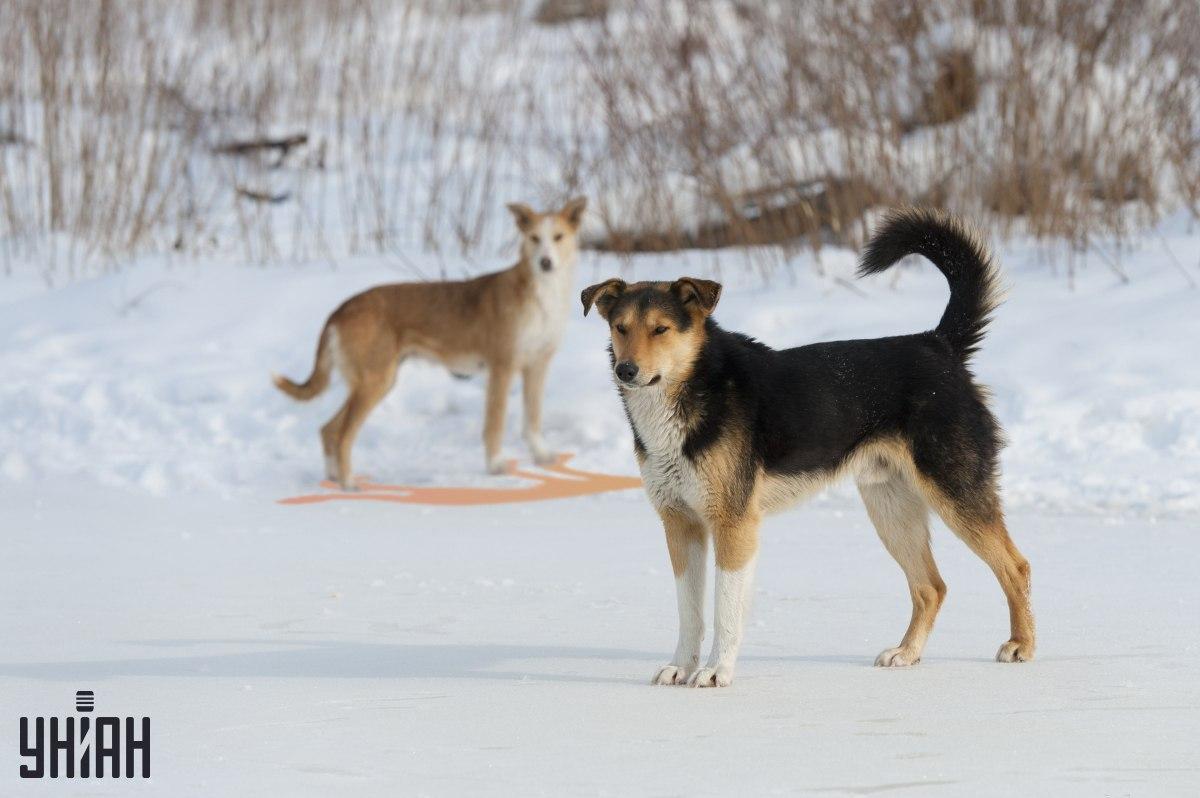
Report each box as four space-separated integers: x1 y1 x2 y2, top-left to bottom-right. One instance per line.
653 209 1005 513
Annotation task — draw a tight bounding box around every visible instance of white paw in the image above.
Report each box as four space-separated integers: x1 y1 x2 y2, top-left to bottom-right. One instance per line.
651 665 691 685
327 469 361 491
996 640 1034 662
687 664 733 688
874 647 921 667
486 456 507 475
526 435 554 465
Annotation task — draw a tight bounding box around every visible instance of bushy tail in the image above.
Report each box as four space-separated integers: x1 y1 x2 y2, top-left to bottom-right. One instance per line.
858 207 1001 361
273 325 334 400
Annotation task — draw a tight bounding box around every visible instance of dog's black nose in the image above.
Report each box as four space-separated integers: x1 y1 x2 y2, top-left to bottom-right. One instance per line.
615 361 639 383
539 257 552 272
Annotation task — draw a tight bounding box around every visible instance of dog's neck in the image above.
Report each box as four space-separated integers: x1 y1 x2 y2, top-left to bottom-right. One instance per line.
621 380 689 456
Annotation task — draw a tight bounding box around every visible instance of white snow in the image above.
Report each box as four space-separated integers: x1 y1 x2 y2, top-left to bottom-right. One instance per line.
2 221 1199 794
3 487 1198 795
2 219 1198 515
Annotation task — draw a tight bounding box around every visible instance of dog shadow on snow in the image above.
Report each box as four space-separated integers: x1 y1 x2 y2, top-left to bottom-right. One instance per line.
0 641 883 685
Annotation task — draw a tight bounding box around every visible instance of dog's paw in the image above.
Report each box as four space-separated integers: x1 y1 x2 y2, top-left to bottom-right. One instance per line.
874 647 921 667
486 456 510 475
323 471 362 491
525 435 555 466
687 664 733 688
651 665 691 685
996 640 1035 662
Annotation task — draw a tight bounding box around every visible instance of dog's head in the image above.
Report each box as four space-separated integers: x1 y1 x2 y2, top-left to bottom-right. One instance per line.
580 277 722 389
506 197 587 275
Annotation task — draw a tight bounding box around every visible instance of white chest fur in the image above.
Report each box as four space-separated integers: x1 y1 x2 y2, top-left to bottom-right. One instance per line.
623 385 705 513
515 267 572 363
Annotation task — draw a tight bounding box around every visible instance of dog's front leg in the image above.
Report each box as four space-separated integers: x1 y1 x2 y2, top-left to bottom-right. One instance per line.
652 507 707 685
483 362 514 473
690 514 759 688
521 354 554 465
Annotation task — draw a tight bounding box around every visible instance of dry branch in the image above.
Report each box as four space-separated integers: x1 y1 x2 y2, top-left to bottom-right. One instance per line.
213 134 308 158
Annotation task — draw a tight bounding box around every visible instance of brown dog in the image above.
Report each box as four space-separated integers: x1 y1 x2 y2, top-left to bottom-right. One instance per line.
274 198 586 487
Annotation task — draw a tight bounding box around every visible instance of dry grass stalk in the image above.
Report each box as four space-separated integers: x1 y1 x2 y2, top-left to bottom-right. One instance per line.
0 0 1196 281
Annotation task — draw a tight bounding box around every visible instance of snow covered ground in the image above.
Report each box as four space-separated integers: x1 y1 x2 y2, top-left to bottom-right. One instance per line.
3 484 1198 795
2 221 1199 794
3 216 1198 515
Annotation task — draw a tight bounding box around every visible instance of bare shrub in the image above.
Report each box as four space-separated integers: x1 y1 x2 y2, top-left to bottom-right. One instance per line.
0 0 1196 281
577 1 1200 261
535 0 608 26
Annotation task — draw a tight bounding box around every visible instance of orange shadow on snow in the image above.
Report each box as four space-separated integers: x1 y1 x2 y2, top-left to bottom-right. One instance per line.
278 453 641 507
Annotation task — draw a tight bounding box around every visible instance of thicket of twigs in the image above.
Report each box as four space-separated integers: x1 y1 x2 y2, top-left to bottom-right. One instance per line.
0 0 1197 281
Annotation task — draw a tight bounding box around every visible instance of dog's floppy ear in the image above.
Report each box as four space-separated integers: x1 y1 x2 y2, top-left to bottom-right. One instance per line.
670 277 722 317
560 196 587 229
506 202 536 232
581 278 626 319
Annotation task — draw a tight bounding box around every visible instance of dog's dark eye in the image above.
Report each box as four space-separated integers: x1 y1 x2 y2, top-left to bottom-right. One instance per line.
554 233 563 242
653 325 669 336
615 324 627 335
531 235 540 244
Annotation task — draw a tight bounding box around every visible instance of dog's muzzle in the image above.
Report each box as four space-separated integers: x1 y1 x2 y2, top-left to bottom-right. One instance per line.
615 361 639 384
539 257 553 272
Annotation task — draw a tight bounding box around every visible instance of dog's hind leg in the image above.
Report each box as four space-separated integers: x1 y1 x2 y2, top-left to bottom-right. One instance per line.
330 362 397 490
858 473 947 667
920 482 1035 663
320 402 350 480
652 506 707 685
907 388 1034 662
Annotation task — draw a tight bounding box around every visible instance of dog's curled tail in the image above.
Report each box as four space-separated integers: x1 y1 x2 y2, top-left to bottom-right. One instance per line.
273 325 334 401
858 207 1001 361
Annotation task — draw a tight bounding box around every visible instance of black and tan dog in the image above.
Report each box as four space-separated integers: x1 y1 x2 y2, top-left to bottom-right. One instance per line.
582 208 1034 687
